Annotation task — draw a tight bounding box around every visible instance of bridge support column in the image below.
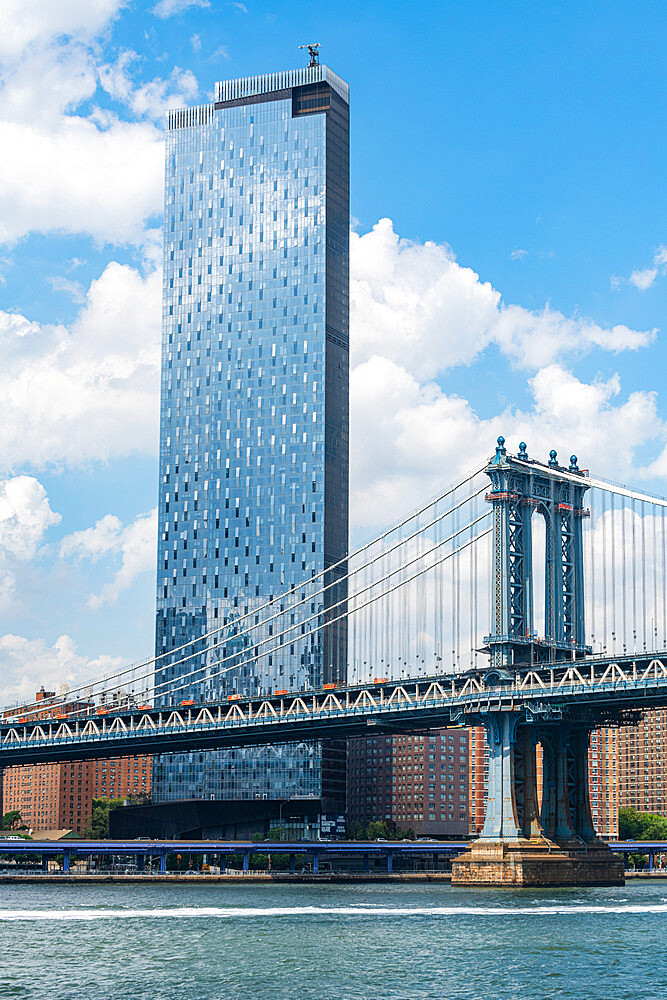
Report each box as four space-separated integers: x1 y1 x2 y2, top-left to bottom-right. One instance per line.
452 714 623 887
220 854 226 873
289 853 295 875
363 853 369 873
42 855 48 873
386 852 393 874
242 851 250 873
312 852 319 874
159 853 167 874
63 850 70 875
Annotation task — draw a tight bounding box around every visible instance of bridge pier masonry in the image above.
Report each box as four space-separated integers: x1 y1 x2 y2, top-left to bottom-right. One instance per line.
451 439 624 888
451 714 623 886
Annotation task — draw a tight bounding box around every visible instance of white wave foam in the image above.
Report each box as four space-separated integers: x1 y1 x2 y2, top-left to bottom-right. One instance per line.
0 903 666 921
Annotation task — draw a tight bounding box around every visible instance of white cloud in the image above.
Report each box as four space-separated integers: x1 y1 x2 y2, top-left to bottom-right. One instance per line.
351 220 655 380
0 477 60 561
348 221 662 525
99 51 199 121
491 304 653 369
0 6 195 245
153 0 210 18
61 509 157 608
0 258 161 470
0 0 124 59
629 246 667 291
0 633 122 707
47 276 86 304
0 476 60 612
60 514 123 561
350 357 664 533
0 116 163 246
612 245 667 292
211 45 231 62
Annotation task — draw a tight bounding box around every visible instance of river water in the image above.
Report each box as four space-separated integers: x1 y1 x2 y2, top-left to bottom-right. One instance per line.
0 880 665 999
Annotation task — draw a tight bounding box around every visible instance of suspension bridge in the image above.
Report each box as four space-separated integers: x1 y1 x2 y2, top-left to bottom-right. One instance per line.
2 437 667 885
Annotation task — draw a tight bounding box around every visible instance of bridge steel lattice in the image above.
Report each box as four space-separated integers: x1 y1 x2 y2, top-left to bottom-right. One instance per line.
1 652 667 766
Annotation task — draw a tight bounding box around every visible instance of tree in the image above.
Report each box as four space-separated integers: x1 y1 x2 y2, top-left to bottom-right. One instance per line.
82 798 124 839
347 819 414 841
2 810 22 831
619 807 667 841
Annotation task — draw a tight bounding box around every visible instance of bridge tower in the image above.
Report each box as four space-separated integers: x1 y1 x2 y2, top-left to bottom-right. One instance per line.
485 436 591 670
452 439 624 887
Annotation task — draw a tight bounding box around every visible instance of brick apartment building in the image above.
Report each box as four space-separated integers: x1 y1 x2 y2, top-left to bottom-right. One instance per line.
1 689 151 834
618 708 667 816
350 723 620 841
347 729 470 837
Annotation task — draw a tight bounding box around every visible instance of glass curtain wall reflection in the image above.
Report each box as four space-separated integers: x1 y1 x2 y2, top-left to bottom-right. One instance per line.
153 65 349 811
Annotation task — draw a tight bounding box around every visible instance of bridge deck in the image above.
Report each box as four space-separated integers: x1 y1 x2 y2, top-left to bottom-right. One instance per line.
1 652 666 766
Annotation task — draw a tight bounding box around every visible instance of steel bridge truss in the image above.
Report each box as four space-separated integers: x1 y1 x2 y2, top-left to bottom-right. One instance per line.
1 652 666 767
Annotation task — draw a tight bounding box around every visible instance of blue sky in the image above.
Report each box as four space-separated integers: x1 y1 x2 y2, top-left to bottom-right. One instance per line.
0 0 665 703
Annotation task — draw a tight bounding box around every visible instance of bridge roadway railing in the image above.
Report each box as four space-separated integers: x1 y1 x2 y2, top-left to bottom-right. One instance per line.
0 839 663 875
1 650 667 766
0 838 467 876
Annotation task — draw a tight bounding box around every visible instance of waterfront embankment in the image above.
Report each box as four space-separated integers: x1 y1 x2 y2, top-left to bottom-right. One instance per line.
0 869 661 884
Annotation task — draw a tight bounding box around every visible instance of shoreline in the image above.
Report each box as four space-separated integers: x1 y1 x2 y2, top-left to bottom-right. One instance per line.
0 872 452 884
0 870 661 884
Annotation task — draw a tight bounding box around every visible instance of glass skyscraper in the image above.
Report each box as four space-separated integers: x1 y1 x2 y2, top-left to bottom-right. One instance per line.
153 63 349 813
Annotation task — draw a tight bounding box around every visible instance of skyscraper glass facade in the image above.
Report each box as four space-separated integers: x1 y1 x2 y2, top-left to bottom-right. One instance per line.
153 65 349 809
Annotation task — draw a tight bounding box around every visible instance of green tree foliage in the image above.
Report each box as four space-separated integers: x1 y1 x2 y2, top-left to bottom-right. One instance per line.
82 798 124 839
347 819 414 841
619 807 667 841
2 810 22 831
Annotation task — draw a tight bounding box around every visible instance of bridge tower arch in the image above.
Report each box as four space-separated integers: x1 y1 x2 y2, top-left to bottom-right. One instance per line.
485 437 591 670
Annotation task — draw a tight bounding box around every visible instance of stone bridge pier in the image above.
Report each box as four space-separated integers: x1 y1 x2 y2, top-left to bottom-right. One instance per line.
451 712 624 886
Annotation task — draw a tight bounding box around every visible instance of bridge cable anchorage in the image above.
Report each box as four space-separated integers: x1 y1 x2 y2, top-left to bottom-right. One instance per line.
3 468 487 717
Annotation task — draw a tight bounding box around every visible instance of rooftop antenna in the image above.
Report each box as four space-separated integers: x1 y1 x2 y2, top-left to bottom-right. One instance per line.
298 42 321 67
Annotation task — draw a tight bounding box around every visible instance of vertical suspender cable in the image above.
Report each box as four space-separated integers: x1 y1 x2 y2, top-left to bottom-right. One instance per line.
450 484 458 673
589 488 596 652
601 489 608 654
632 497 637 653
641 501 647 651
621 497 627 654
662 504 667 649
469 504 474 668
652 502 658 652
473 510 479 669
610 491 617 653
